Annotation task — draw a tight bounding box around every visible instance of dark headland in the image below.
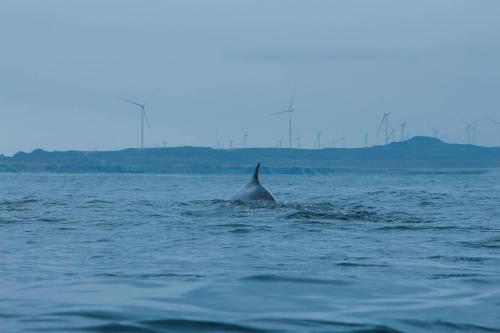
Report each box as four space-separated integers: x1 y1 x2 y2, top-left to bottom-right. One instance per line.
1 137 500 174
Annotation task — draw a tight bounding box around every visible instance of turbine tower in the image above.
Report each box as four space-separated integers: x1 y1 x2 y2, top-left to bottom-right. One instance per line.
464 124 472 144
400 122 407 142
315 130 324 149
270 90 295 148
242 133 248 148
292 136 301 148
116 92 156 149
377 113 390 145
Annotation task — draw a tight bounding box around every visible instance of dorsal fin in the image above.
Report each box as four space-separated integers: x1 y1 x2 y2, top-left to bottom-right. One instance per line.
252 162 261 181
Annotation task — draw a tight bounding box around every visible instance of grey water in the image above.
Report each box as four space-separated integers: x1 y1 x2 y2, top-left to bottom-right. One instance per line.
1 171 500 333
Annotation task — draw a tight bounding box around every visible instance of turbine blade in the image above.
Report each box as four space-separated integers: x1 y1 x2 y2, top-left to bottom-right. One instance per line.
143 109 154 139
376 114 386 136
288 89 296 111
116 97 143 108
144 89 159 106
269 110 290 116
487 118 500 126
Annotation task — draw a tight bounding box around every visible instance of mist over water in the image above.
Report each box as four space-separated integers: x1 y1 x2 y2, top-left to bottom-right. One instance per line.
1 172 500 332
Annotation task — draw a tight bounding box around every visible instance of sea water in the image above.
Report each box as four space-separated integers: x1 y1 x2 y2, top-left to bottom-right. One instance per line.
1 171 499 332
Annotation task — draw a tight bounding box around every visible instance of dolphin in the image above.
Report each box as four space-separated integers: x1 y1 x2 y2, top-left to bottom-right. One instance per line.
231 163 276 202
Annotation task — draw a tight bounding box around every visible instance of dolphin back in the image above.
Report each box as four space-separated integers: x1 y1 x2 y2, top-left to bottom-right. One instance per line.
231 163 276 202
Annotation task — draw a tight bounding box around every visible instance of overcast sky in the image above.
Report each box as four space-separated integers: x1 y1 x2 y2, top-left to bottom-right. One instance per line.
1 0 500 155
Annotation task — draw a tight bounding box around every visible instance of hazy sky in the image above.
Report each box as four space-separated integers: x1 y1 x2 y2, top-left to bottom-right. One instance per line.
1 0 500 155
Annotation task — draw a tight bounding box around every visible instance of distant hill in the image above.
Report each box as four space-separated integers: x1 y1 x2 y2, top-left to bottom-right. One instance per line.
1 137 500 174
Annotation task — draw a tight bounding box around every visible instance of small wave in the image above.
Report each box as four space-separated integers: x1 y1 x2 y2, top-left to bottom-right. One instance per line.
452 256 488 263
78 199 116 208
402 319 499 332
282 202 428 226
0 197 40 211
80 319 268 333
242 274 350 285
39 217 65 223
0 312 19 319
180 199 278 219
94 272 205 280
214 223 250 228
375 225 418 231
141 319 266 333
177 199 227 207
0 218 21 224
461 237 500 249
336 262 389 268
406 169 489 175
282 202 376 222
57 227 78 231
427 255 491 263
255 318 402 333
85 199 115 205
463 278 494 285
431 273 482 279
375 225 453 231
284 210 373 221
229 228 252 234
81 322 154 333
50 310 129 321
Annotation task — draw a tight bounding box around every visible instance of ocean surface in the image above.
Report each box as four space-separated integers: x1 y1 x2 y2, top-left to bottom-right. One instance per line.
1 171 500 333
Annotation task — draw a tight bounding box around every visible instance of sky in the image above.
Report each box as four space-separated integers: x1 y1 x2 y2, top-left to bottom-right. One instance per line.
1 0 500 155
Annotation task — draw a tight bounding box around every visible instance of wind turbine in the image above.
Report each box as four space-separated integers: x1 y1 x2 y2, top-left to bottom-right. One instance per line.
364 133 369 147
116 92 156 149
488 119 500 144
461 118 477 145
292 136 301 148
336 136 346 148
400 122 407 142
377 113 390 145
389 128 396 143
270 90 295 148
315 130 325 149
464 123 473 144
242 133 248 148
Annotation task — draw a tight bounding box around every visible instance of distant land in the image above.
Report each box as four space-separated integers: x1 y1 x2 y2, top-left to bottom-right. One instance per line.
1 137 500 174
